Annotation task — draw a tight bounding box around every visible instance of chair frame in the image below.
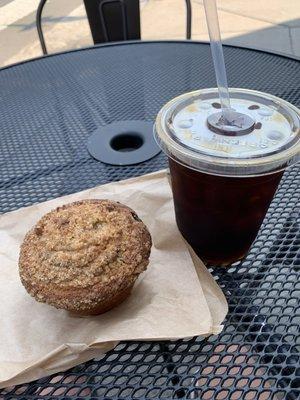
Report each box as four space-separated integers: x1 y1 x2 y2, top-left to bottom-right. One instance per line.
36 0 192 55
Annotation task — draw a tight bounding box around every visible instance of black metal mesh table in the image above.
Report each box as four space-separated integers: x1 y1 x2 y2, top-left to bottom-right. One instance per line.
0 41 299 400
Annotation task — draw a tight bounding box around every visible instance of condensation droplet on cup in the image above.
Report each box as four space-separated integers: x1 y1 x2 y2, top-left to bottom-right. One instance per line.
267 130 283 141
258 108 274 117
178 119 193 129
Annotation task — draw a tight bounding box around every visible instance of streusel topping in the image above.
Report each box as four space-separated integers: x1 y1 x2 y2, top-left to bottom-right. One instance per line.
19 200 151 291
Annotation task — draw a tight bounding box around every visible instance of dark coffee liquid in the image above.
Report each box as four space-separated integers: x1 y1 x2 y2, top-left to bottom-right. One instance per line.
169 158 283 266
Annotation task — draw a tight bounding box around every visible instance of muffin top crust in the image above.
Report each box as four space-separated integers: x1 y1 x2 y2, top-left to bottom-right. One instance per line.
19 199 151 310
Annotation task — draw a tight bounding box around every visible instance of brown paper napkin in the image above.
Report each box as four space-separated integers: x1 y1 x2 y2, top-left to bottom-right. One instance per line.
0 170 228 388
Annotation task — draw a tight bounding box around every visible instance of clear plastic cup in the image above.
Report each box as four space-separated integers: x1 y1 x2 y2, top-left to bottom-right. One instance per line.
154 88 300 266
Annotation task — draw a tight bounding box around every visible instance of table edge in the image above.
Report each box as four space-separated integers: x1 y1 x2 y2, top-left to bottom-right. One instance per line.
0 40 299 72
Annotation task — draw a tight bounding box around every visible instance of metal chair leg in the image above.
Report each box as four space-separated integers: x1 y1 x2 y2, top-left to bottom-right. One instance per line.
185 0 192 39
36 0 48 55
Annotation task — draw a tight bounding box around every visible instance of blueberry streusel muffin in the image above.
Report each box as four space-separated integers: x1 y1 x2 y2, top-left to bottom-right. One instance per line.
19 199 151 315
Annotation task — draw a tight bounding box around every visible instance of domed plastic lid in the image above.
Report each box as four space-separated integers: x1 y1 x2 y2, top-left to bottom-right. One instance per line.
154 88 300 177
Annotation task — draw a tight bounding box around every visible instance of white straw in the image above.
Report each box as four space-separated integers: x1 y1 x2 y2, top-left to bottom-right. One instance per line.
203 0 234 122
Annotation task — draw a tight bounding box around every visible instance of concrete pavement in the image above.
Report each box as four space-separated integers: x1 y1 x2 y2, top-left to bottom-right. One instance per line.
0 0 91 66
0 0 299 68
141 0 300 57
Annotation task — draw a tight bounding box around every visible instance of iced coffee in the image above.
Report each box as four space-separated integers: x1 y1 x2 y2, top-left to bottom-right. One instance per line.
154 88 300 266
